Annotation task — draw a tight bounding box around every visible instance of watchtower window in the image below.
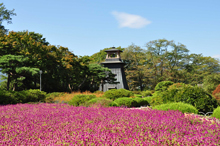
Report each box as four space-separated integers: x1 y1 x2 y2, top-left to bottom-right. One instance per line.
110 53 116 58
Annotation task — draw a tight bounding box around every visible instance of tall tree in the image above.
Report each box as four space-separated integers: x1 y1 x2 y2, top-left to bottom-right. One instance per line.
121 44 150 91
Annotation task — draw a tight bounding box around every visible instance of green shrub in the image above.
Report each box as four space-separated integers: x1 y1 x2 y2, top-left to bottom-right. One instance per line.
143 96 154 105
114 97 138 108
0 89 47 104
141 90 152 97
155 81 174 92
86 98 117 107
174 86 218 113
0 90 16 104
45 92 65 103
152 102 198 114
134 94 142 98
24 89 47 103
212 106 220 120
68 94 96 106
103 89 134 100
151 84 218 113
133 98 149 107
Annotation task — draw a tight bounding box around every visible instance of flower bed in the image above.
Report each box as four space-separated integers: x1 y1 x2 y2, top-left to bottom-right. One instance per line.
0 103 220 145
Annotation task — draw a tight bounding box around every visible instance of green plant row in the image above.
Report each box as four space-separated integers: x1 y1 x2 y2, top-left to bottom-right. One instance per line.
0 89 47 104
152 102 198 114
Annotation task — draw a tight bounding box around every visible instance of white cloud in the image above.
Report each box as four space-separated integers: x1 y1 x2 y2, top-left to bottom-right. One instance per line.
111 11 151 29
212 54 220 58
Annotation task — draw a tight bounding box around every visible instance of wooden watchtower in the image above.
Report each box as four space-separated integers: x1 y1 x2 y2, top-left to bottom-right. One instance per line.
100 47 129 92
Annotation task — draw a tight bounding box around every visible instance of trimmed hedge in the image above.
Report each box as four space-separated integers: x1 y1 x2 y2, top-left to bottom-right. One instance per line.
151 84 218 113
114 97 138 108
141 90 152 97
143 96 154 105
68 94 96 106
152 102 198 114
212 106 220 120
0 89 47 105
154 81 174 92
86 98 118 107
133 98 149 107
103 89 134 100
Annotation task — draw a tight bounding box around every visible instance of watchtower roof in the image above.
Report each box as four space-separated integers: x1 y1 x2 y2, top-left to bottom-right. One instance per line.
105 49 122 52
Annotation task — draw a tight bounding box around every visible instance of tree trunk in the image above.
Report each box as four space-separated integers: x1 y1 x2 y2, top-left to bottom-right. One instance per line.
7 74 11 91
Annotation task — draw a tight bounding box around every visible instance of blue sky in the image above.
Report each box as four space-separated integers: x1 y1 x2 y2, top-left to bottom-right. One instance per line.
1 0 220 59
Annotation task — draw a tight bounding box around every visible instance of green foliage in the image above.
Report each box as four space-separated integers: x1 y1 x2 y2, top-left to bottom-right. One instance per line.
45 92 65 103
133 98 149 107
0 89 47 104
152 102 198 114
203 73 220 94
151 84 218 113
212 106 220 120
103 89 134 100
114 97 138 108
21 89 47 103
141 90 152 97
174 86 218 113
86 98 117 107
143 96 154 105
154 81 174 92
68 94 96 106
0 3 16 35
134 94 142 98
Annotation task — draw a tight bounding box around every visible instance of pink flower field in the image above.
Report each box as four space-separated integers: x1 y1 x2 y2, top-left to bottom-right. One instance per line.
0 103 220 145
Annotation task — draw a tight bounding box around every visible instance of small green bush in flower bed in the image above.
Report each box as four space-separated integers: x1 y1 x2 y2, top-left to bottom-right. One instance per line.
212 106 220 120
133 98 149 107
141 90 152 97
114 97 138 108
103 89 134 100
68 94 96 106
85 98 118 107
143 96 154 105
152 102 198 114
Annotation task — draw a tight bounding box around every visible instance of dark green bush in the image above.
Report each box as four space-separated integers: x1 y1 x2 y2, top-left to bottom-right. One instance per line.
114 97 138 107
143 96 154 105
0 89 47 104
103 89 134 100
133 98 149 107
212 106 220 120
68 94 96 106
174 86 218 113
141 90 152 97
45 92 65 103
0 90 16 104
151 84 218 113
154 81 174 92
152 102 198 114
23 89 47 103
86 98 117 107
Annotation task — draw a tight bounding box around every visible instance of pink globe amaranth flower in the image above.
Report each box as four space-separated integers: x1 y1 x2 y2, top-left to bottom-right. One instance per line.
0 103 220 145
